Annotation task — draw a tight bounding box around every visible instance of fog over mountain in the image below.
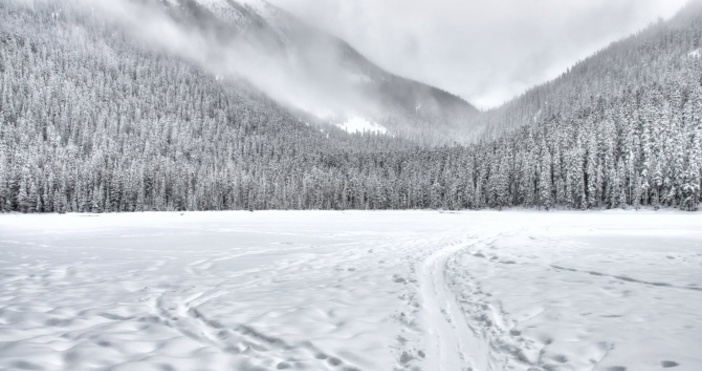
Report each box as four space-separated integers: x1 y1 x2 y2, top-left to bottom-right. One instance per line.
43 0 688 133
1 0 700 214
273 0 688 108
79 0 478 139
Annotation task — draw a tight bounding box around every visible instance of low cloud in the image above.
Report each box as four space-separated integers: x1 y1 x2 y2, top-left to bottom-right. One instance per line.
81 0 379 121
272 0 687 108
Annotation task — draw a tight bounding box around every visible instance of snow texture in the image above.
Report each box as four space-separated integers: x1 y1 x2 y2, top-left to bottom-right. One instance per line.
336 117 388 135
194 0 268 13
0 211 700 371
185 0 274 25
195 0 235 17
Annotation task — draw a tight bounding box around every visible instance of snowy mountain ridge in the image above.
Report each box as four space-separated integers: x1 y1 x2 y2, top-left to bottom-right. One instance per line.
201 0 272 18
152 0 479 139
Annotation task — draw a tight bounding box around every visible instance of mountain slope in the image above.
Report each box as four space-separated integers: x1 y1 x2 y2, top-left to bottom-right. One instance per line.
157 0 479 139
0 0 699 213
471 0 702 140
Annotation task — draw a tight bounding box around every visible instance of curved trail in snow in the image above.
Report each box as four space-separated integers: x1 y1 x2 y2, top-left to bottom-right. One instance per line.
417 235 498 371
1 212 701 371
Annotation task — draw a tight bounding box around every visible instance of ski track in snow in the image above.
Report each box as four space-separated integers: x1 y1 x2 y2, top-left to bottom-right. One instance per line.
418 235 494 371
0 211 701 371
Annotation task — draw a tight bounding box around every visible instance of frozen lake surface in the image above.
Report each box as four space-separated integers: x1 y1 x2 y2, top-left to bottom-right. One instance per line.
1 211 701 371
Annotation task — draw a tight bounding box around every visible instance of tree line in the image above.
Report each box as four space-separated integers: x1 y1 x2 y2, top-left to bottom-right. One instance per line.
0 0 700 212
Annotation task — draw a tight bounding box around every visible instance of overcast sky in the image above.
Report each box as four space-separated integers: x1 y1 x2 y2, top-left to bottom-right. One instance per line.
270 0 688 109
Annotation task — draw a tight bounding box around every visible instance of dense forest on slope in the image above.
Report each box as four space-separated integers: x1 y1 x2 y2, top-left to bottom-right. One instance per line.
473 2 702 139
0 0 700 212
160 0 480 144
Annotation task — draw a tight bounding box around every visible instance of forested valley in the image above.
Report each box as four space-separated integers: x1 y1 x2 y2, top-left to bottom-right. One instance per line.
1 0 701 212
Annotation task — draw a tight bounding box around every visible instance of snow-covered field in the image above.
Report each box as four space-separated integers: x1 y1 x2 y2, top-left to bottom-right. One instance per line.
0 211 700 371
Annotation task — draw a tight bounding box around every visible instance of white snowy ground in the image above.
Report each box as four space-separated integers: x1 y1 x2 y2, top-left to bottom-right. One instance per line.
0 211 700 371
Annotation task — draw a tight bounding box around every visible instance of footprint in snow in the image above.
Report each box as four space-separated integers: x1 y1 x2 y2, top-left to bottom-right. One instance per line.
548 354 568 364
